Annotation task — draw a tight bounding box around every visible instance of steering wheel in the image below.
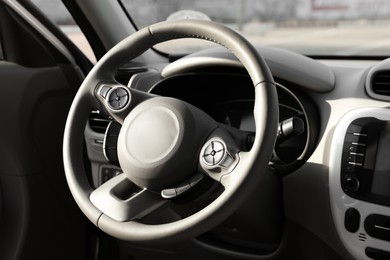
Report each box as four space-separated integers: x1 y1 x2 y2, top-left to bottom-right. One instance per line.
63 20 278 244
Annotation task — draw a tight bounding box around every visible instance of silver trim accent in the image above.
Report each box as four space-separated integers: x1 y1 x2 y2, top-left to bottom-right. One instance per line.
102 121 114 162
353 133 367 137
351 142 366 146
350 152 364 156
329 108 390 260
374 225 390 232
348 162 362 166
3 0 76 65
94 139 104 144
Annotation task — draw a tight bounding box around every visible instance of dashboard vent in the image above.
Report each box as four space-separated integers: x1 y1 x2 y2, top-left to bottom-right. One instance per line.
372 71 390 95
89 110 111 134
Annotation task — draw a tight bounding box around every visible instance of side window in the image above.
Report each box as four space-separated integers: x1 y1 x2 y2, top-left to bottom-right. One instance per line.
30 0 96 63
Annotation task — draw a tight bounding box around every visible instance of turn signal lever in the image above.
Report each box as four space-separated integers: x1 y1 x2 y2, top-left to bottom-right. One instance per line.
245 116 305 148
277 117 304 142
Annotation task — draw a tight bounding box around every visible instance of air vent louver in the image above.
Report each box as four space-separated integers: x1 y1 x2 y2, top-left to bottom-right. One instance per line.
372 71 390 95
89 110 111 134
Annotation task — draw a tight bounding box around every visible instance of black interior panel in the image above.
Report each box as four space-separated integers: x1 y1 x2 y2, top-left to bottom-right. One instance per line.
0 61 88 260
0 2 89 259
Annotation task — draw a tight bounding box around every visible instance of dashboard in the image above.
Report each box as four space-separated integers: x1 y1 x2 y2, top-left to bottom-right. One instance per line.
85 45 390 259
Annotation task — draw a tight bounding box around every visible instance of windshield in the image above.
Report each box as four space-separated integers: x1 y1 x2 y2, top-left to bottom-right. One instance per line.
121 0 390 57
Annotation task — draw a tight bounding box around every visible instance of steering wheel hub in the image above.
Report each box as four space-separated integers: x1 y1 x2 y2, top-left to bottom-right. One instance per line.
120 105 181 164
117 97 216 191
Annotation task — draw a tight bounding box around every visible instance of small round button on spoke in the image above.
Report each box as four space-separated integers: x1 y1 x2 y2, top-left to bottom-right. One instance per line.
201 139 227 168
106 86 130 111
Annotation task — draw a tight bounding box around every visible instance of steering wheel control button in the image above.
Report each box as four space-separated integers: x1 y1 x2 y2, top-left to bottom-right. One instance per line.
175 183 191 196
161 173 205 199
344 208 360 233
161 188 177 199
161 183 190 199
201 139 234 169
106 86 130 111
203 140 225 166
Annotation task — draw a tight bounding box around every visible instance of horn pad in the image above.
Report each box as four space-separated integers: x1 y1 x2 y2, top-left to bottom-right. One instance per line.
118 97 216 191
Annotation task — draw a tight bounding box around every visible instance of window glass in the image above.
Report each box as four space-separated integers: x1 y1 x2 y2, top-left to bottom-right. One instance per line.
31 0 96 63
121 0 390 57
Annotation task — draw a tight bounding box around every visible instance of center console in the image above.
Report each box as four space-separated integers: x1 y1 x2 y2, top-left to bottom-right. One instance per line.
330 108 390 260
341 118 390 207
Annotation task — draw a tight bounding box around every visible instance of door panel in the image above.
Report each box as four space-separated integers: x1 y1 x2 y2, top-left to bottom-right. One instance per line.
0 2 90 260
0 61 88 260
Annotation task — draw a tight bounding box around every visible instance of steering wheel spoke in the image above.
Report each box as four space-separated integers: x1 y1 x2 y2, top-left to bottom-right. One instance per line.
90 174 167 222
95 83 154 124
